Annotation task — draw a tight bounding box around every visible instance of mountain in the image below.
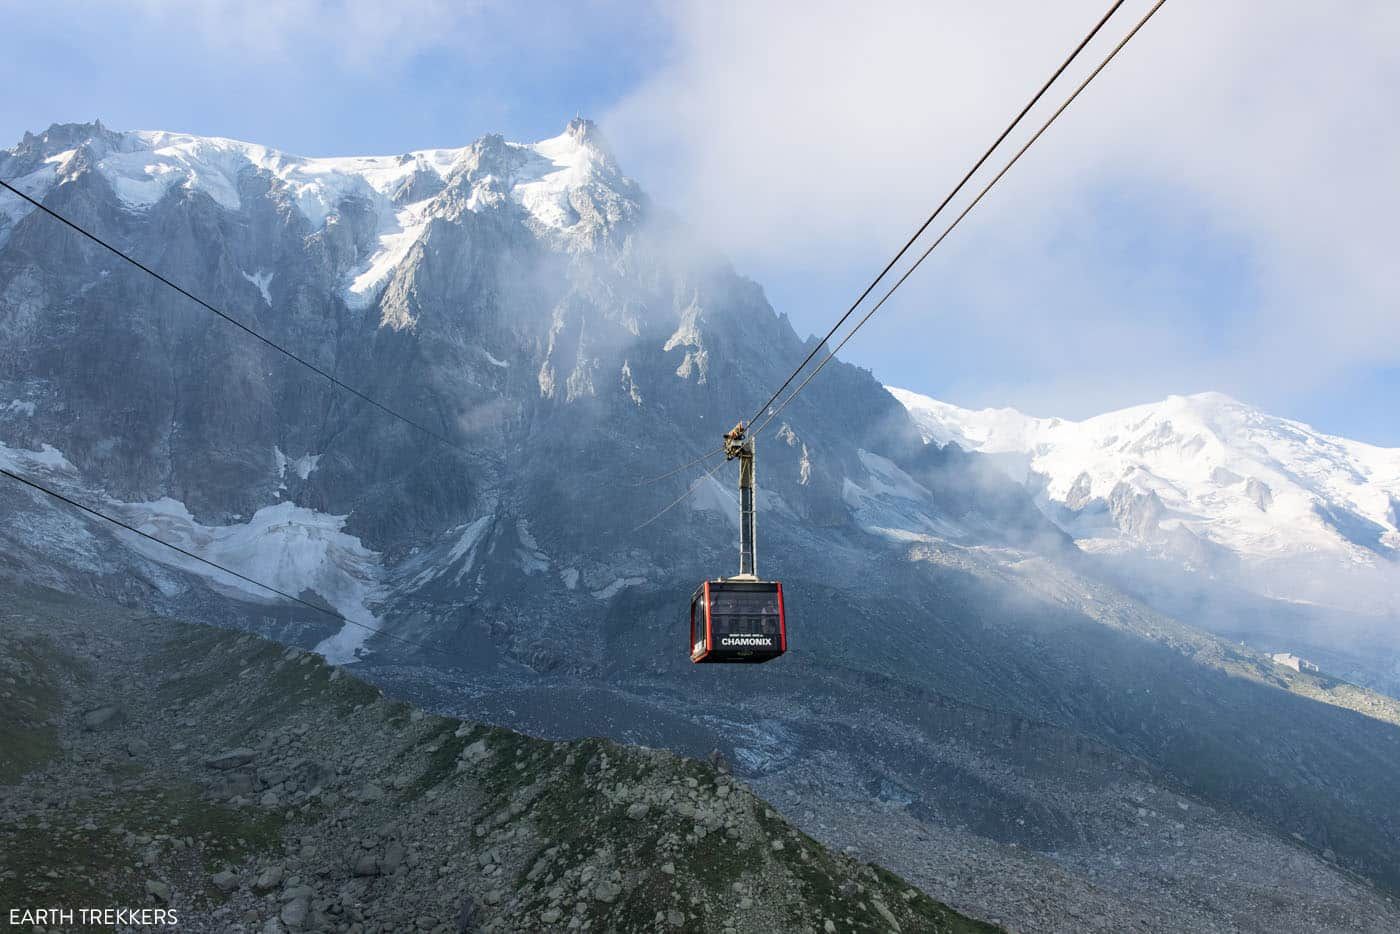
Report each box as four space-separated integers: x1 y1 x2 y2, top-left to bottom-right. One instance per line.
889 387 1400 692
4 120 1400 931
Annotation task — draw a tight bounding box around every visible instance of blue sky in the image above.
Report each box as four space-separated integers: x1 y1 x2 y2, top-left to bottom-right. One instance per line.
0 3 670 156
4 1 1398 445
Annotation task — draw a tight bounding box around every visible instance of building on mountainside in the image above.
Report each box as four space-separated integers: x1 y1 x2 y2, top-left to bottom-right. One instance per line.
1270 652 1319 674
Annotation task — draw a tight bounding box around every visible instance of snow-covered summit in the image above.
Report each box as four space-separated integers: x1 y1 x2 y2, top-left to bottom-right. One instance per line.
888 387 1400 575
0 118 641 307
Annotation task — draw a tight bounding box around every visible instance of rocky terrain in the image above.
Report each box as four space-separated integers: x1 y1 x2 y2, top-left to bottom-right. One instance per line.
0 581 992 933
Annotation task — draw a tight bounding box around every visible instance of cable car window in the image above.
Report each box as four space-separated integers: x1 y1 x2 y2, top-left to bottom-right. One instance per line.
710 589 779 637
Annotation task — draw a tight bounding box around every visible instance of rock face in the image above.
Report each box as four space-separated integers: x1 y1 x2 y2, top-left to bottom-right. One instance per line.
4 120 1400 931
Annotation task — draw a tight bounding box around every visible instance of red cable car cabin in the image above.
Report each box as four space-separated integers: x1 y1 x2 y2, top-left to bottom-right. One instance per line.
690 579 786 663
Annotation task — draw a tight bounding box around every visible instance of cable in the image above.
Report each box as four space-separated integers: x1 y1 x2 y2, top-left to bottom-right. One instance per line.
0 465 453 658
755 0 1167 439
0 178 461 452
746 0 1130 429
632 455 732 532
635 444 726 486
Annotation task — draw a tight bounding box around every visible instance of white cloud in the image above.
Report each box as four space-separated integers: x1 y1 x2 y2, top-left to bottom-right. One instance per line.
121 0 488 67
605 1 1400 417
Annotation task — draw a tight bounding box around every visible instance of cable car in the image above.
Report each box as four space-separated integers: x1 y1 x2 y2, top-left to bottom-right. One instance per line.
690 422 788 664
690 578 786 663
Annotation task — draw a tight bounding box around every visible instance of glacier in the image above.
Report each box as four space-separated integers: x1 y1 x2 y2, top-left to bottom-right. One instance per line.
889 388 1400 565
889 386 1400 646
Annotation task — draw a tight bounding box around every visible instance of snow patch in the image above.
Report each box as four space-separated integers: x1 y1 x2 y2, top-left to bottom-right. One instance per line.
516 519 550 574
274 447 321 483
2 439 382 664
5 400 36 417
90 131 469 223
241 269 273 306
111 497 383 665
842 450 965 544
0 159 63 241
345 200 431 310
560 568 580 590
591 576 645 600
0 441 75 474
444 516 493 585
292 454 321 480
511 129 598 230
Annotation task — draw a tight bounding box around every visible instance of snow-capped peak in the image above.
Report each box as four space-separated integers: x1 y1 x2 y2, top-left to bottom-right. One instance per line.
561 116 613 157
0 119 642 306
513 119 618 230
889 386 1400 605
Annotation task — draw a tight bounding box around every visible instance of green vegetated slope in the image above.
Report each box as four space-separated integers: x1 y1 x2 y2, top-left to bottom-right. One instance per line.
0 583 996 933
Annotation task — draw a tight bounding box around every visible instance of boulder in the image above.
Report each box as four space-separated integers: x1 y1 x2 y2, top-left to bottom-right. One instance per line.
215 772 256 798
206 748 257 770
83 706 124 732
280 896 309 931
873 898 902 932
252 866 284 894
380 842 405 875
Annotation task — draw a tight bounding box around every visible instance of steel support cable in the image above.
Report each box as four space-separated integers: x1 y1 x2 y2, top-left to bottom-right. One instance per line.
0 179 461 453
635 444 726 486
754 0 1168 440
0 466 454 658
745 0 1131 430
632 455 732 532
